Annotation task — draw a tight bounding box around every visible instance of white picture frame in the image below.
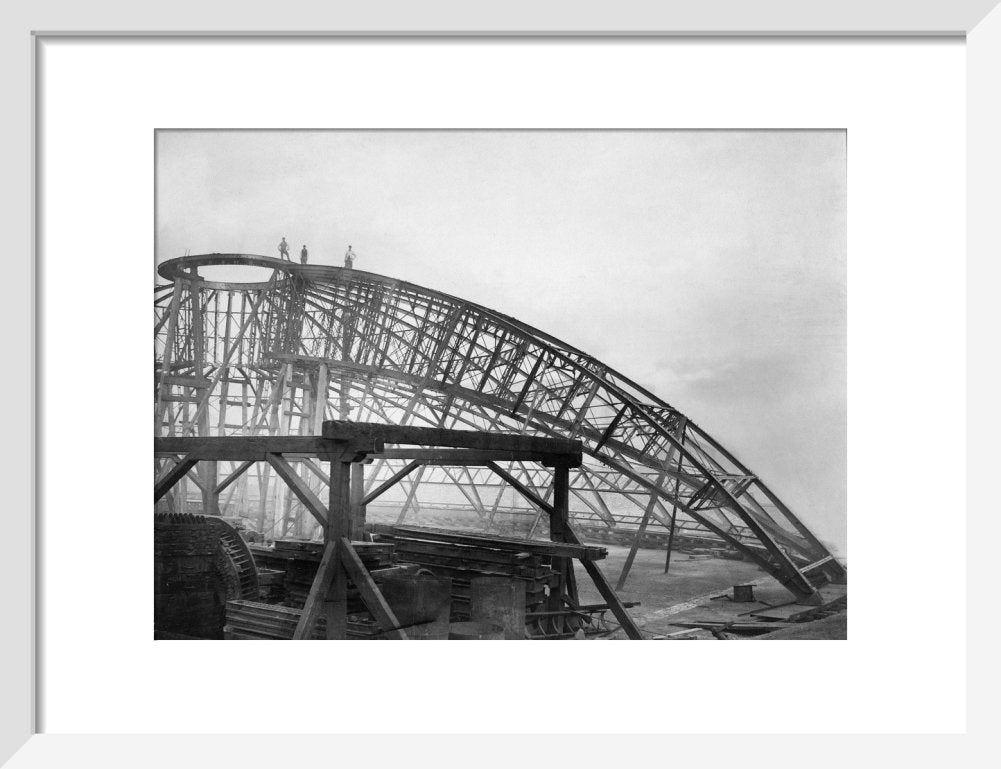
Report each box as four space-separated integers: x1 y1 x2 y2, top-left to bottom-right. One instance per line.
6 0 998 764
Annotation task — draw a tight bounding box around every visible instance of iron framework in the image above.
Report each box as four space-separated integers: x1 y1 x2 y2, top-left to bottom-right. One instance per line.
154 254 845 599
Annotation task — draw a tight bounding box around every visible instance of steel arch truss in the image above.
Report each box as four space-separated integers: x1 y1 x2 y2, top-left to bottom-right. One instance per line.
154 255 845 599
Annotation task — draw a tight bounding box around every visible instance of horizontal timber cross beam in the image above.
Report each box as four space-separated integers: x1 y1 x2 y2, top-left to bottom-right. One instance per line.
154 435 384 461
322 419 582 459
370 448 582 467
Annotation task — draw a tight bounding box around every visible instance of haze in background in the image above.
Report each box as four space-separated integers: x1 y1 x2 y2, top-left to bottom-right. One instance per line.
156 130 847 556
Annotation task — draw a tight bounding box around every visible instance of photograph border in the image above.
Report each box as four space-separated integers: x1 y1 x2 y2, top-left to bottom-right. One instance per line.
6 0 998 764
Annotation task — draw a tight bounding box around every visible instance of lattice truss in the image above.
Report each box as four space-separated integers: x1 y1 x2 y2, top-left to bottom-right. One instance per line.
154 255 844 594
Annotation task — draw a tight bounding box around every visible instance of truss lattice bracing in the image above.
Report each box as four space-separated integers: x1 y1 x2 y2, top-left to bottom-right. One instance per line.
154 254 845 598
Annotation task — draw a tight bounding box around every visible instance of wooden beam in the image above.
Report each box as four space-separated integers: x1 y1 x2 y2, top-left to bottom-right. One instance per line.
292 540 339 640
361 460 422 506
549 464 574 614
300 458 331 485
154 435 382 461
371 448 582 466
566 529 643 640
382 525 607 561
325 459 351 639
266 454 329 527
154 454 198 502
349 462 366 541
321 419 581 456
213 459 255 495
339 538 408 639
485 461 554 515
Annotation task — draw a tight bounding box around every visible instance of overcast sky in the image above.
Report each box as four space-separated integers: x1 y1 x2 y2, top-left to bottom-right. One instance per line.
156 130 846 555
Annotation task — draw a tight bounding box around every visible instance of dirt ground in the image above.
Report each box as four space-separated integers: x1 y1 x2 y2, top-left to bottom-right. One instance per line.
746 611 847 640
574 542 846 639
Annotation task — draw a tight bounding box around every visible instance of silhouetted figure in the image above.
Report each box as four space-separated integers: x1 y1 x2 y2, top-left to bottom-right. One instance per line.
300 245 308 264
278 237 290 261
344 245 356 269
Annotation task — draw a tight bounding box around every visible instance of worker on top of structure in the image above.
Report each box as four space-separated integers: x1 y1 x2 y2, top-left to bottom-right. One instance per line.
344 245 356 269
278 237 290 261
300 244 308 264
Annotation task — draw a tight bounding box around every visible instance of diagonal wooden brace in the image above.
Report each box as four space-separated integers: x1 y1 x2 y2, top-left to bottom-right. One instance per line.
267 453 328 527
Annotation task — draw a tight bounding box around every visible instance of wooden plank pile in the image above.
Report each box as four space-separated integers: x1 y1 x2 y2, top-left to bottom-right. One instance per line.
370 525 607 622
250 539 395 609
256 568 286 602
224 600 384 640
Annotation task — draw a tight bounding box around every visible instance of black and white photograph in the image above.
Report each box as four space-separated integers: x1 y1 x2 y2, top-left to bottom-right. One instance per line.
17 9 987 755
153 129 847 641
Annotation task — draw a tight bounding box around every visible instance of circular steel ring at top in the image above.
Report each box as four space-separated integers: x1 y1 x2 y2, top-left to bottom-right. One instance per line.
157 253 314 290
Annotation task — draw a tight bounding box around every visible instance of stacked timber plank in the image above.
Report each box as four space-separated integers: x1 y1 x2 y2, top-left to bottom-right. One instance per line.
370 525 607 623
576 524 743 559
224 600 384 640
256 568 286 602
249 539 394 610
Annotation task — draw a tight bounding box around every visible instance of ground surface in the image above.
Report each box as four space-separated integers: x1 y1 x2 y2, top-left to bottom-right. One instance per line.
575 542 846 639
746 611 847 640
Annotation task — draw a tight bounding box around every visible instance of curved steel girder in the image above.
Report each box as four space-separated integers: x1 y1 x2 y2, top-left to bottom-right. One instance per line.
307 361 821 592
155 254 843 595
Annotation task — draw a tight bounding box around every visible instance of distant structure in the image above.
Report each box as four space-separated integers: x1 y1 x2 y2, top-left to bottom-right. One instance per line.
154 253 845 601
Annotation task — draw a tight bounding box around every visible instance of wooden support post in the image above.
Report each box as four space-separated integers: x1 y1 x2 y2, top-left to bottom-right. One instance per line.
350 462 367 541
339 538 408 639
201 460 220 516
313 363 329 434
154 281 183 434
282 480 295 536
548 464 578 615
295 374 315 537
324 457 351 639
192 276 219 517
293 540 339 640
256 464 271 536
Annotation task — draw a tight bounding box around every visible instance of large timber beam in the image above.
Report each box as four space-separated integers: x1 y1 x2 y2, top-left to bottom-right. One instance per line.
154 454 199 502
267 454 329 527
372 448 582 466
213 459 255 495
485 461 554 515
361 460 422 506
322 419 582 458
154 435 383 461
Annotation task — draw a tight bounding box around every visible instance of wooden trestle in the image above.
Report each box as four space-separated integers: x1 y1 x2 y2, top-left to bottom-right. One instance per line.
154 419 643 640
